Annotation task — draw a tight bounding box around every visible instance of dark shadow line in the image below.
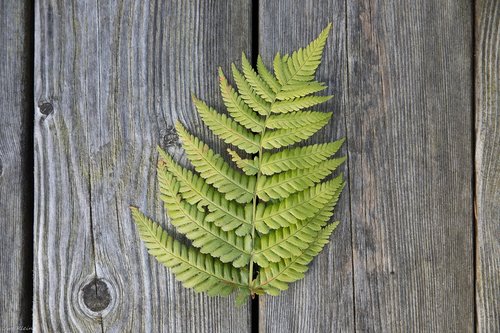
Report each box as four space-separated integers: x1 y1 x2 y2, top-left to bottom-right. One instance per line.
471 0 478 332
251 0 259 66
20 0 35 329
250 1 259 333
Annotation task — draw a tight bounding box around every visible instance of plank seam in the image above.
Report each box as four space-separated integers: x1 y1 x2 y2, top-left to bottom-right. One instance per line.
472 0 478 332
344 0 356 331
251 1 259 332
23 0 35 329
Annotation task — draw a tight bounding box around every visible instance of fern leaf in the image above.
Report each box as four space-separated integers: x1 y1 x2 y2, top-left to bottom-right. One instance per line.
254 175 344 234
241 53 275 103
260 139 345 175
132 23 345 301
232 64 270 116
227 149 259 176
261 116 332 149
254 222 338 295
254 183 343 267
271 95 332 114
266 111 332 129
275 81 327 100
257 55 281 94
176 122 255 203
158 148 252 236
131 208 248 295
256 157 346 201
235 288 251 306
273 53 289 85
193 96 260 154
219 68 265 133
158 170 251 267
280 23 332 85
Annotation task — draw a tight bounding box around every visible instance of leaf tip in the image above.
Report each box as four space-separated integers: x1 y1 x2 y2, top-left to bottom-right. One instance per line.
218 66 224 78
129 206 141 221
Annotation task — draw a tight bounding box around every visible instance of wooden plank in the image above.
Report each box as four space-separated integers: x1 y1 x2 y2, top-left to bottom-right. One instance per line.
0 1 33 331
258 1 354 332
347 0 474 331
475 0 500 331
34 1 252 331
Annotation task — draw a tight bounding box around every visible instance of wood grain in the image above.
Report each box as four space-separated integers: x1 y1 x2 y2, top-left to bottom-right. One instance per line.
33 0 252 331
347 0 474 331
258 1 355 332
475 0 500 331
0 0 33 330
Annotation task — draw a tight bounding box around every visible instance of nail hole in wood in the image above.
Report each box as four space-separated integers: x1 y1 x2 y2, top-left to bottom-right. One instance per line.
82 278 111 312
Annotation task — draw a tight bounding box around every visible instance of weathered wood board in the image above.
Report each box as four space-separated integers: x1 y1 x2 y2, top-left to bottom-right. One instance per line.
347 0 474 331
33 1 252 331
259 0 475 332
0 0 33 330
258 1 354 332
475 0 500 331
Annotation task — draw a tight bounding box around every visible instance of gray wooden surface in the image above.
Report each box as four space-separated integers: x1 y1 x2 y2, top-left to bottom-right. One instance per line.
0 0 33 330
33 0 251 331
0 0 498 331
475 0 500 331
347 1 474 331
258 0 475 332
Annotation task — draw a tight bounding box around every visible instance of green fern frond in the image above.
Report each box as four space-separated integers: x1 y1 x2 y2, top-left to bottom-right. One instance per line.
261 115 332 149
254 175 344 234
273 53 289 86
256 157 346 201
131 24 346 301
266 111 332 129
193 96 260 153
131 208 248 295
270 95 333 114
257 55 281 94
157 148 252 236
227 148 259 176
254 184 344 267
232 64 270 116
175 122 255 203
260 139 345 175
241 53 275 103
158 170 251 267
277 23 332 86
275 81 327 100
254 222 338 296
219 68 265 133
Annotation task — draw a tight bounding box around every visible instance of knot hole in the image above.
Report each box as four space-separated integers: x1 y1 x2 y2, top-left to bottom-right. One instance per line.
82 278 111 312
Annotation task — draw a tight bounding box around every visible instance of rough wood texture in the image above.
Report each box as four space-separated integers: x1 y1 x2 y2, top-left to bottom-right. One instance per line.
258 1 354 332
34 1 252 331
347 0 474 331
475 0 500 331
0 1 33 330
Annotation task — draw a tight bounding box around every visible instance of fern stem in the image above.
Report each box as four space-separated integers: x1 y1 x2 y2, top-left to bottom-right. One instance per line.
249 113 269 293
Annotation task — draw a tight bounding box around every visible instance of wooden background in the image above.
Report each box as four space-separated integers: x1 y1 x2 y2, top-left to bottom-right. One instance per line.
0 0 498 332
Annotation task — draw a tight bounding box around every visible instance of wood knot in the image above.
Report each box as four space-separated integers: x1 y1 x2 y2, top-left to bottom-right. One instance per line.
82 278 111 312
38 101 54 116
161 126 180 148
